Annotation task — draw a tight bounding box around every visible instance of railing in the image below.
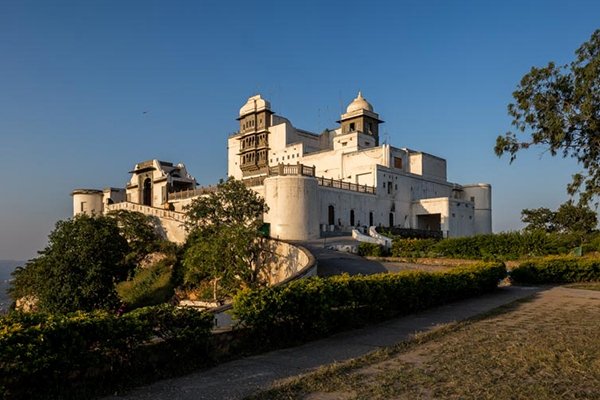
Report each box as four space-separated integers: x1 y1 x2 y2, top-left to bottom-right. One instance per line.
317 177 376 194
242 176 268 187
168 186 218 201
268 163 316 177
246 163 377 195
106 202 187 222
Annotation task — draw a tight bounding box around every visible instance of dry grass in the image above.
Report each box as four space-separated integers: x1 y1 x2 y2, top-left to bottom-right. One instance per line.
565 282 600 291
248 287 600 400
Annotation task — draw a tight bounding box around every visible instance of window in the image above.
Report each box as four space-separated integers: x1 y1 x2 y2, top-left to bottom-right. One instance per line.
328 205 335 226
470 196 475 202
387 181 392 194
394 157 403 169
349 122 355 131
80 202 86 212
367 122 372 132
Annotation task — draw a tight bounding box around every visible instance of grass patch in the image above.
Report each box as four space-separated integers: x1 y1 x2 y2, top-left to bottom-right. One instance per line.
248 288 600 400
116 256 176 310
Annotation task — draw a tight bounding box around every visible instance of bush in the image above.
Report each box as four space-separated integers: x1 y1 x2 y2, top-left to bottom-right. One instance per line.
357 242 385 257
232 262 506 346
391 238 438 257
391 232 590 260
510 255 600 284
0 305 213 399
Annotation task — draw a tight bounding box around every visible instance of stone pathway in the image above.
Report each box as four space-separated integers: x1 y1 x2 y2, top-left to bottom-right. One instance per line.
106 285 543 400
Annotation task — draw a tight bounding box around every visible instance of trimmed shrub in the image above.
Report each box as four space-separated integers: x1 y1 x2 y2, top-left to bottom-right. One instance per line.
510 255 600 284
357 242 385 257
232 262 506 346
0 305 213 399
391 238 438 257
392 232 590 260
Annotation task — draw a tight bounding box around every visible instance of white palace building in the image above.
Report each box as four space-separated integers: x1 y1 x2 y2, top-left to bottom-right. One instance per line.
72 92 492 242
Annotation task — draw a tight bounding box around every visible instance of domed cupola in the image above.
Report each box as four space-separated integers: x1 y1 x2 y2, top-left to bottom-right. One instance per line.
338 91 384 146
346 91 374 113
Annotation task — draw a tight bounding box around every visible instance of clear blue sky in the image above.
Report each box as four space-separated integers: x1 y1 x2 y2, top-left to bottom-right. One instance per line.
1 0 598 260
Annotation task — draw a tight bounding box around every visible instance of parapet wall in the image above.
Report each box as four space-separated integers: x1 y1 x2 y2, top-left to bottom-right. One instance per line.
261 240 316 285
106 202 187 244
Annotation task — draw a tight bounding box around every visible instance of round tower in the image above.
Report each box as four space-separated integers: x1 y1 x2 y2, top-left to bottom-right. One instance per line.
263 175 320 240
71 189 103 216
463 184 492 234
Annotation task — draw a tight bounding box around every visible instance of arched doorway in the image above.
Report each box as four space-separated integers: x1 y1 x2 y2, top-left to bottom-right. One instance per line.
389 212 394 227
328 205 335 226
350 210 355 226
369 212 374 227
143 178 152 206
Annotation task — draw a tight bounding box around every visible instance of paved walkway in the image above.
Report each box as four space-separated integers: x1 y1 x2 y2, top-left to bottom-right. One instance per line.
107 285 544 400
300 236 388 276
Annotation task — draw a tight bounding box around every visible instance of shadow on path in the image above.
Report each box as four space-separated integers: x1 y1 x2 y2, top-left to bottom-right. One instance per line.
107 285 545 400
298 236 388 276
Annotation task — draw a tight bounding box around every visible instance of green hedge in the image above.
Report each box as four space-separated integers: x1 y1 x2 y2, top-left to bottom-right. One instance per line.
510 256 600 284
0 305 214 399
357 242 385 257
392 231 590 260
232 262 506 345
391 238 438 257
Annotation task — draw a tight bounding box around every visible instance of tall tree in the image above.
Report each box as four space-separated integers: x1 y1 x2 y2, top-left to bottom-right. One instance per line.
182 177 269 300
495 29 600 204
10 214 130 313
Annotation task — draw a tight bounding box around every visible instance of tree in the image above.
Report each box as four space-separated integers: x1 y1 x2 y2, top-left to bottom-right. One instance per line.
182 177 269 300
521 202 597 233
521 207 557 232
495 29 600 205
9 214 130 313
554 202 597 233
107 209 164 265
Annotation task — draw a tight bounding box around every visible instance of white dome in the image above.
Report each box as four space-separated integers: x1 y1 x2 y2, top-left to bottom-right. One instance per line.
239 95 271 117
346 91 373 113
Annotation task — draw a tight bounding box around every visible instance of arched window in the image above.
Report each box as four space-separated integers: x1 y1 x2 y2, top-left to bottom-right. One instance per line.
328 205 335 226
143 178 152 206
350 209 355 226
369 212 374 227
389 212 394 228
